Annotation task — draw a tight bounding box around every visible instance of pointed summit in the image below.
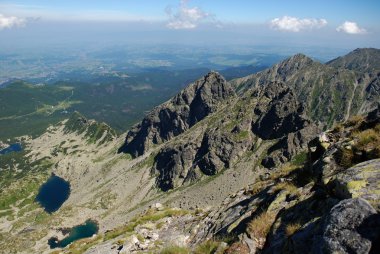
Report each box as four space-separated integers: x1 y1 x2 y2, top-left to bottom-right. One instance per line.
289 53 314 62
204 70 224 81
277 53 316 73
119 72 235 157
256 53 321 85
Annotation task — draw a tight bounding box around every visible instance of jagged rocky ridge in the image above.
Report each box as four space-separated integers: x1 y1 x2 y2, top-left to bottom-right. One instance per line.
233 49 380 126
150 79 319 191
327 48 380 73
119 50 380 192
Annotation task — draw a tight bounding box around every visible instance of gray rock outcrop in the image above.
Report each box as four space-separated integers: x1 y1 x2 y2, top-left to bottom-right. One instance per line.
152 126 254 191
330 159 380 208
250 82 319 168
251 81 309 140
154 143 199 191
195 127 253 175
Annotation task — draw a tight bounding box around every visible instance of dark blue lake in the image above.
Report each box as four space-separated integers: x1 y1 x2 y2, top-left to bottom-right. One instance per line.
35 175 70 213
0 143 22 155
48 220 99 249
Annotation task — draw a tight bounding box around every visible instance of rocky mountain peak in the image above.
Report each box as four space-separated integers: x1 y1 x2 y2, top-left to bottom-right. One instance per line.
204 70 223 80
289 53 313 62
275 53 316 75
118 71 235 157
234 48 380 126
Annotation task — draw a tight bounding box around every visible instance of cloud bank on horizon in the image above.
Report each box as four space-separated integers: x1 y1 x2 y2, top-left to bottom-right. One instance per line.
0 14 25 30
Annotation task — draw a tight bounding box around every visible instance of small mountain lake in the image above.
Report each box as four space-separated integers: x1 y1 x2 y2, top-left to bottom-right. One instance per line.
48 220 99 249
0 143 22 155
35 175 70 213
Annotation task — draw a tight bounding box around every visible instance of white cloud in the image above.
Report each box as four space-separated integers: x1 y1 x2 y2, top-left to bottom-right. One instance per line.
270 16 327 32
336 21 366 34
166 0 215 29
0 14 25 30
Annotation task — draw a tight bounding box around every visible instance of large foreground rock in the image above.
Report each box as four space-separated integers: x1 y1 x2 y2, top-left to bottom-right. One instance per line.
320 198 380 254
332 159 380 207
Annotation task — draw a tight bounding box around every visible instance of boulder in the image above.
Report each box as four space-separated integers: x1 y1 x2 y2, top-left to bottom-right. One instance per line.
321 198 380 254
151 203 164 211
331 159 380 207
365 102 380 124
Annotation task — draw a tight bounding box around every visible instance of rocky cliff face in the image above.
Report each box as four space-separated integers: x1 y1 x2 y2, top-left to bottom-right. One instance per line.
250 81 319 167
150 80 319 191
118 71 235 157
251 81 308 140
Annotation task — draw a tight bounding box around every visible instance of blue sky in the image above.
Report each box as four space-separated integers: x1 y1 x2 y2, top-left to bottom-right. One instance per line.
1 0 379 24
0 0 379 50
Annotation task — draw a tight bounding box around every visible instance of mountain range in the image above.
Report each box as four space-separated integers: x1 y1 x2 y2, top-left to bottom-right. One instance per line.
0 48 379 254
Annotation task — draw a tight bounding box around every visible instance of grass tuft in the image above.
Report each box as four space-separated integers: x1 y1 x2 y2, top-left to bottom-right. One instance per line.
344 115 364 127
160 245 190 254
272 182 299 196
194 240 222 254
285 223 301 237
355 129 380 147
247 212 275 239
